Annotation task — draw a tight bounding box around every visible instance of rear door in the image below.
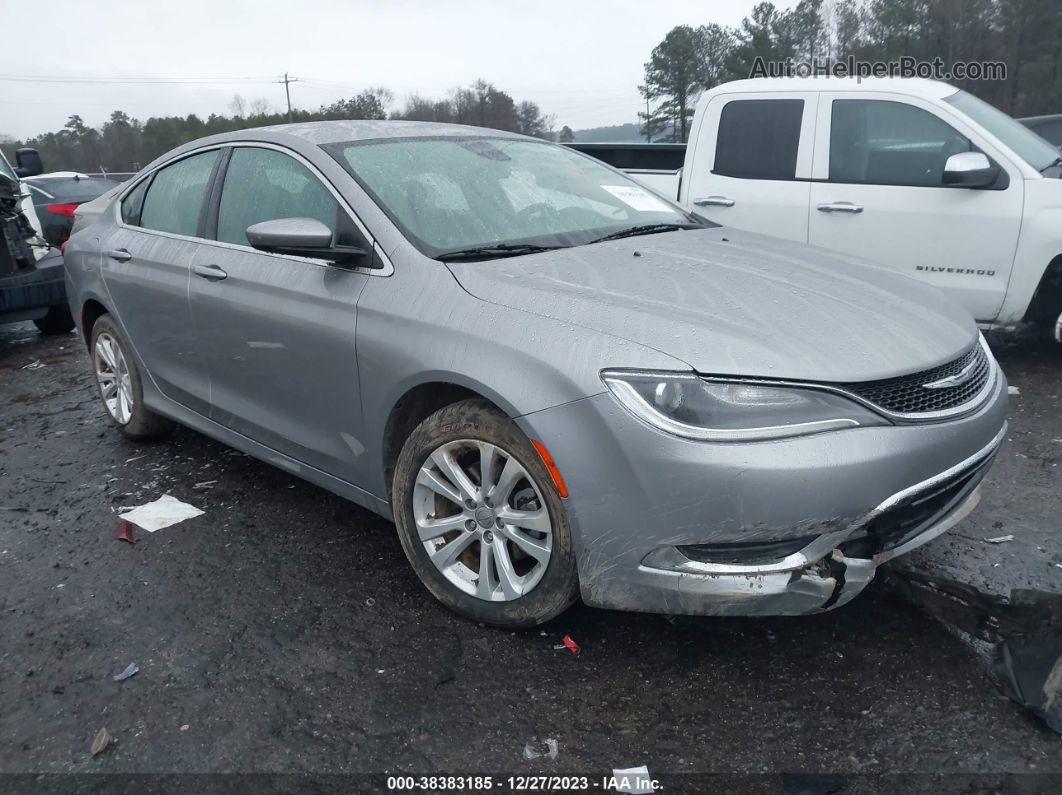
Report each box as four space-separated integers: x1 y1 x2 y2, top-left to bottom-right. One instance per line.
681 91 817 241
188 144 375 482
100 149 219 414
807 94 1023 322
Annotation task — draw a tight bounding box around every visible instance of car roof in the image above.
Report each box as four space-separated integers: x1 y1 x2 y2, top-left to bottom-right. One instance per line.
137 119 534 176
252 119 527 145
705 76 961 100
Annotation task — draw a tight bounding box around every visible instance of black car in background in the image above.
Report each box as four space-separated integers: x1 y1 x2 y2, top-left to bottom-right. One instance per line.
23 173 119 247
1019 114 1062 148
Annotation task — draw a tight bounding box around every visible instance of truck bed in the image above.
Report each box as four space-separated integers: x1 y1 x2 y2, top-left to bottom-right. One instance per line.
565 142 685 197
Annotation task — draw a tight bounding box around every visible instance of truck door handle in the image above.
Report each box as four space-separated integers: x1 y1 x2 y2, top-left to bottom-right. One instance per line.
106 248 132 262
693 196 735 207
817 202 864 214
193 264 228 281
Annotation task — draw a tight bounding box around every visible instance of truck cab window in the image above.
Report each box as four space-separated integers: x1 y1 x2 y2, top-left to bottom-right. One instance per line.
714 99 804 180
829 100 971 187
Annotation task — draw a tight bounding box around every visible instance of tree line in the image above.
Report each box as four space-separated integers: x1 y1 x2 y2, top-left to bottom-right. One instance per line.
0 80 555 174
5 1 1060 168
641 0 1062 141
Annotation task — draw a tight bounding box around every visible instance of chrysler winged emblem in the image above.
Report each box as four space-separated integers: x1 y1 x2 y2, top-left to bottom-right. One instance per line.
922 359 977 390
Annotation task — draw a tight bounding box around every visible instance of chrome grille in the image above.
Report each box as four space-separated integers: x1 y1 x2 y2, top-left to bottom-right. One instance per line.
840 342 992 416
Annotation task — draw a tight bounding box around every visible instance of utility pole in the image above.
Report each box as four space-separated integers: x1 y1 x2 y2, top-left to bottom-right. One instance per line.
275 72 299 123
645 95 651 142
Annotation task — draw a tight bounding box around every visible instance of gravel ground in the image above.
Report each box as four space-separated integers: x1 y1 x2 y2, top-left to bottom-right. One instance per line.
2 321 1060 789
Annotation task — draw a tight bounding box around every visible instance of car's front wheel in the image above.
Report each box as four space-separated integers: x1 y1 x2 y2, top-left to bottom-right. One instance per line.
89 314 175 440
392 399 579 628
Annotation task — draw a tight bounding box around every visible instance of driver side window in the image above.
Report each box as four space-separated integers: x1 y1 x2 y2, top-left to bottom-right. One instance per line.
829 100 972 187
217 147 339 247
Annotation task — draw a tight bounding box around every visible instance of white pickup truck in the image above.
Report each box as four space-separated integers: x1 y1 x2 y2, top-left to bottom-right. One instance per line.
571 77 1062 340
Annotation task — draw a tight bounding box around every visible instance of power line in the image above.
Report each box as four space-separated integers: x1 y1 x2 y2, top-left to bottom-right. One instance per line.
0 73 278 85
0 72 641 101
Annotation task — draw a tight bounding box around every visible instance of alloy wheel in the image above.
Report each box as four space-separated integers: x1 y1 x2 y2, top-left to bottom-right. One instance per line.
94 332 133 424
413 439 554 601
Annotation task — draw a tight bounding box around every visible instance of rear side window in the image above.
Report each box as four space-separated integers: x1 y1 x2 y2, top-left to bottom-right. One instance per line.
139 150 218 236
120 179 149 225
217 147 338 247
714 99 803 180
829 100 971 187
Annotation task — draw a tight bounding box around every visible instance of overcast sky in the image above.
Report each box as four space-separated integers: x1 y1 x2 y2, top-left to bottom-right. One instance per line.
0 0 797 140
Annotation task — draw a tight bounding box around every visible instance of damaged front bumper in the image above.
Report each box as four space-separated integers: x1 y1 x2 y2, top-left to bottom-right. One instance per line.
518 366 1008 617
633 426 1001 616
637 470 988 616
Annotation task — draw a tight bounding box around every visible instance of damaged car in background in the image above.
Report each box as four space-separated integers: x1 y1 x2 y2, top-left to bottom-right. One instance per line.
1 147 75 334
63 121 1007 626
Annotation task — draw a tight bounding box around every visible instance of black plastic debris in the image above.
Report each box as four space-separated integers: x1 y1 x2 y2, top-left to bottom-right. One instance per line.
886 570 1062 735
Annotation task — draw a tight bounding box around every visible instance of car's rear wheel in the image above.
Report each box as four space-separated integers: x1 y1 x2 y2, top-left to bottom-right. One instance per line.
90 314 175 440
33 305 75 335
392 399 579 628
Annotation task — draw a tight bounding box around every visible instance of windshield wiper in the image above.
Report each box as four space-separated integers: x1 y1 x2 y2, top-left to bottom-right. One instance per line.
436 243 563 262
588 223 701 245
1041 155 1062 173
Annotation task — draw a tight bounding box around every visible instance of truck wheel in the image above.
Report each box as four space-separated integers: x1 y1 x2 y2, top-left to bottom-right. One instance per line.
392 399 579 628
33 305 75 335
89 314 175 440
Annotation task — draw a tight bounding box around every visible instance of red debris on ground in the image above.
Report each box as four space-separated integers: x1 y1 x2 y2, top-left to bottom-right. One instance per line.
562 634 580 655
114 518 137 544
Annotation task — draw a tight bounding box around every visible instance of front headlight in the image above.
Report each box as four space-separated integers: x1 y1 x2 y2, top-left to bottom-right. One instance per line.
601 370 889 441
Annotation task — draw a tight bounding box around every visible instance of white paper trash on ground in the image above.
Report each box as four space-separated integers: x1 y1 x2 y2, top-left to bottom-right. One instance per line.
610 766 654 793
119 495 204 533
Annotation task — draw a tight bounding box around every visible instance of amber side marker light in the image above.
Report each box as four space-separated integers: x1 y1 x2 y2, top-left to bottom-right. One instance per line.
530 439 569 498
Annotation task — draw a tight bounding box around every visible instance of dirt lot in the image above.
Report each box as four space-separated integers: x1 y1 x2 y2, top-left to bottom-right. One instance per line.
1 321 1060 790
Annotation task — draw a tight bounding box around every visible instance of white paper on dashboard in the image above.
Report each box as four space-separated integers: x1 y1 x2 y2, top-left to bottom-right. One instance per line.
600 184 672 213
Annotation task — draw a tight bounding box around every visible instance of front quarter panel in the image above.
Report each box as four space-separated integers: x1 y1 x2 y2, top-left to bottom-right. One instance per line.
356 242 690 498
998 178 1062 325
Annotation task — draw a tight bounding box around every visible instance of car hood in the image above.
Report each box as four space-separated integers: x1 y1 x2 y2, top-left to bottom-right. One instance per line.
446 227 979 383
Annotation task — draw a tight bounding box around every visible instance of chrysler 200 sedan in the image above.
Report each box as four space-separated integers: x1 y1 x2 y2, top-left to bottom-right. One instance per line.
64 121 1008 627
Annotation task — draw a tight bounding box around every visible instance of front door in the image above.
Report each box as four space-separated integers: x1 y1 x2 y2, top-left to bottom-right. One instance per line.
807 94 1023 322
188 145 373 482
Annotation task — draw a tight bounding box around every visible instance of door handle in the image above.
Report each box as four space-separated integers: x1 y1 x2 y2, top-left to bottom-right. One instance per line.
816 202 864 214
693 195 735 207
106 248 132 262
193 264 228 281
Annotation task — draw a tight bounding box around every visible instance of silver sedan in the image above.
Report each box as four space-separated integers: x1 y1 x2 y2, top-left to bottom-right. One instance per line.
64 121 1007 627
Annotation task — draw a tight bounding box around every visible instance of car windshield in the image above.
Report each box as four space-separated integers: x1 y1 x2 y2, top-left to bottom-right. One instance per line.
945 90 1060 171
331 136 703 257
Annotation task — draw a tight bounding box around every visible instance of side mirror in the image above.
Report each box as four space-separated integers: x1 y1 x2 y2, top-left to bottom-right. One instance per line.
943 152 999 189
14 148 43 178
245 217 373 267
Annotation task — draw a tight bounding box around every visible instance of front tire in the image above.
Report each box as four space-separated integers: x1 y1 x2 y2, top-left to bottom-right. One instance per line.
392 399 579 628
89 314 175 440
